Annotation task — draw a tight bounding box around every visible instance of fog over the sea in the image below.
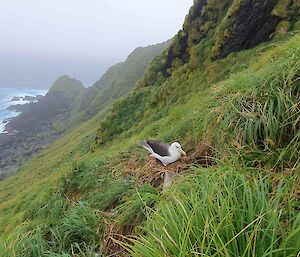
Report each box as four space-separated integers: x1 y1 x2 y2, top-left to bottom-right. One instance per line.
0 0 193 88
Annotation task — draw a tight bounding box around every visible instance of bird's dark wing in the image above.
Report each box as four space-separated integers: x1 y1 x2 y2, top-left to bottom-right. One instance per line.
147 140 170 156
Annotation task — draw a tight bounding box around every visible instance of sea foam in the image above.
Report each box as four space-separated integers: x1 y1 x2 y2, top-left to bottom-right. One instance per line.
0 88 47 133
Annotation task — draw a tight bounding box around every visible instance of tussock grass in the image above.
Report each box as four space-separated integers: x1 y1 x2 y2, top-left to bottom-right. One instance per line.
24 192 68 224
4 202 102 257
46 252 72 257
1 21 300 257
60 160 103 199
123 167 300 256
6 226 48 257
85 178 134 211
210 42 300 169
53 202 102 251
102 184 159 256
115 184 159 229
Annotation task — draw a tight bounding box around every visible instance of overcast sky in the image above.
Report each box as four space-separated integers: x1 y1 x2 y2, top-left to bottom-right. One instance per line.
0 0 193 88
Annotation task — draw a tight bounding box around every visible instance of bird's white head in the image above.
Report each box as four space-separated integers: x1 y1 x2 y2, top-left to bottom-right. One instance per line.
170 142 186 156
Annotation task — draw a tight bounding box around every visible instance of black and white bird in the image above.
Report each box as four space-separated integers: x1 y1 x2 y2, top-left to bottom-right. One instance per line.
140 140 186 166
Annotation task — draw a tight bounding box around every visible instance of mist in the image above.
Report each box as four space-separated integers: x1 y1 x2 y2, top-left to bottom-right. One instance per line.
0 0 193 88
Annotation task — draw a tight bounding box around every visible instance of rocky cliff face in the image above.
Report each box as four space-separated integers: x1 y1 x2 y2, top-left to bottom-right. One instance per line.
160 0 300 77
213 0 300 58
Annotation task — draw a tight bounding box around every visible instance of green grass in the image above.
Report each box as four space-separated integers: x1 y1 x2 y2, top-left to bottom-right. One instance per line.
5 202 102 257
51 202 102 253
123 167 300 257
209 39 300 169
85 178 134 211
115 184 159 230
0 21 299 257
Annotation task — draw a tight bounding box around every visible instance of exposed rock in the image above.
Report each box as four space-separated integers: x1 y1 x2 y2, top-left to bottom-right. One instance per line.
216 0 280 59
6 104 28 112
2 118 11 124
0 131 56 177
163 171 177 192
11 96 21 102
23 95 38 101
36 94 44 100
10 94 44 105
161 0 209 76
159 0 300 77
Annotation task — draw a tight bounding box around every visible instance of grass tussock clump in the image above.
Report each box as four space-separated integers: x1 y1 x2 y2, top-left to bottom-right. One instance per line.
7 226 48 257
52 202 102 251
123 167 300 257
5 202 102 257
85 178 134 211
210 43 300 169
60 159 109 198
103 184 159 256
115 184 158 230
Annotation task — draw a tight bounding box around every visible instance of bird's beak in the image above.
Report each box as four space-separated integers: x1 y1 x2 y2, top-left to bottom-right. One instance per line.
180 148 187 156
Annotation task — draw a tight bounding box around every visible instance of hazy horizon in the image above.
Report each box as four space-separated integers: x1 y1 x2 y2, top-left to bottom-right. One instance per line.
0 0 193 89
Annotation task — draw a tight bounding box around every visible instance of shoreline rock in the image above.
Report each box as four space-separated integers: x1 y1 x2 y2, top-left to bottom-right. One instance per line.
11 96 21 101
6 104 27 112
10 95 44 103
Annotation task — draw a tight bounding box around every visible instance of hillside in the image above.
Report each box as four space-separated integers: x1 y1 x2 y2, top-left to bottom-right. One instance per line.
0 76 85 177
7 75 85 134
0 1 299 256
0 42 168 178
48 75 85 95
69 41 170 125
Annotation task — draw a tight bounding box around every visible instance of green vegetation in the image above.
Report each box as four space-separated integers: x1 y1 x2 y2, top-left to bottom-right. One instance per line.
70 41 169 126
0 1 299 256
49 75 85 96
209 44 300 168
124 167 300 256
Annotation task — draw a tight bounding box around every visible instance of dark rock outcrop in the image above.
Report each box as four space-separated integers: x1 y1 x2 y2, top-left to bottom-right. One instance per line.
11 96 21 102
160 0 300 77
23 95 38 101
161 0 210 76
216 0 280 58
6 104 28 112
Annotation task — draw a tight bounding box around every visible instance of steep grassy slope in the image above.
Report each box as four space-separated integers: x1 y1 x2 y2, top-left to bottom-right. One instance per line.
49 75 85 95
0 42 168 178
95 0 300 147
0 1 299 256
1 34 298 257
69 41 169 125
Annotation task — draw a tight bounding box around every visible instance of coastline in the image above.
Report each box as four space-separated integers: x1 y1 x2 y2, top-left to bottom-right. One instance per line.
0 86 71 177
0 88 47 133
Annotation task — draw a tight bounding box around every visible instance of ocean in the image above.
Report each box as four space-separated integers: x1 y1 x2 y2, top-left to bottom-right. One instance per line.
0 88 48 133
